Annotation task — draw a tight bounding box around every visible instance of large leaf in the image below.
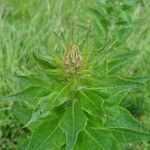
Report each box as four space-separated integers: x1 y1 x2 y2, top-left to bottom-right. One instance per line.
91 76 143 89
24 85 70 128
41 84 70 110
74 128 118 150
105 106 148 131
77 91 104 118
27 117 65 150
59 101 87 150
0 86 51 101
103 106 150 142
86 106 150 144
14 74 50 88
33 53 58 69
82 76 144 95
106 128 150 143
18 139 30 150
104 90 128 106
23 109 44 128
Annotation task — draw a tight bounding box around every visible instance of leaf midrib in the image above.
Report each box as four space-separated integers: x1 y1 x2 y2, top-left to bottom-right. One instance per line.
80 91 102 115
84 129 105 150
90 127 150 136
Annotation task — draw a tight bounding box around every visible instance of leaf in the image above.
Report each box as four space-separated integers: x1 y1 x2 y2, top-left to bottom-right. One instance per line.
74 128 118 150
102 77 148 106
100 76 142 88
26 95 66 127
41 84 70 111
0 86 51 101
84 76 143 94
86 113 104 128
23 110 43 128
106 128 150 143
105 106 148 131
107 51 139 75
18 139 30 150
78 91 104 118
12 101 33 125
104 90 128 106
23 84 70 128
15 74 50 88
103 106 150 142
33 53 58 69
59 101 88 150
27 117 65 150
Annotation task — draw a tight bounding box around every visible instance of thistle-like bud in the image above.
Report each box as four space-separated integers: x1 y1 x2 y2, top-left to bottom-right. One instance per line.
64 44 83 73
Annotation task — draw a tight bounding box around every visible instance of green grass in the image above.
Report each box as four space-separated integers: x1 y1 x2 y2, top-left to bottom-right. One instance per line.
0 0 150 149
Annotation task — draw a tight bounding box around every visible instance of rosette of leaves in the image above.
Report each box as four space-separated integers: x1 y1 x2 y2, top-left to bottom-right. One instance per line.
0 44 150 150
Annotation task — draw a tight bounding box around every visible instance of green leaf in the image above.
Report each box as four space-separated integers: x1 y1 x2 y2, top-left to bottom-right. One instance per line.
12 101 33 125
12 101 45 131
18 139 30 150
27 117 65 150
0 86 51 101
104 106 150 142
15 74 50 88
23 109 43 128
104 90 128 106
23 84 70 128
107 51 138 75
106 128 150 143
33 53 58 69
78 91 104 118
74 128 118 150
86 113 104 128
41 84 70 111
102 76 142 89
59 101 88 150
105 106 148 131
84 76 143 94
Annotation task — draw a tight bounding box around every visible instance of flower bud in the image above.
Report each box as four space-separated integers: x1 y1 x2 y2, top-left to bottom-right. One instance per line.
64 44 83 73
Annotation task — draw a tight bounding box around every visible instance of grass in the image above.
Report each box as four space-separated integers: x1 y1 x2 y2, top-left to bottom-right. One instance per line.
0 0 150 149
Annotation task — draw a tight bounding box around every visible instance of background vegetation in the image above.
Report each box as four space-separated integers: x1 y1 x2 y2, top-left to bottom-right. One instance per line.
0 0 150 149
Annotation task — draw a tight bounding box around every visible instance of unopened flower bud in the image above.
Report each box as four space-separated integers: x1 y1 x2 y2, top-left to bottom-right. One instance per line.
64 44 83 73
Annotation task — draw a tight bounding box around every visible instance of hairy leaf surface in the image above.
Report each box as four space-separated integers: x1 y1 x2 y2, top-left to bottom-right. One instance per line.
74 128 118 150
27 118 65 150
78 91 104 118
0 86 51 101
33 53 58 69
103 106 150 142
59 101 88 150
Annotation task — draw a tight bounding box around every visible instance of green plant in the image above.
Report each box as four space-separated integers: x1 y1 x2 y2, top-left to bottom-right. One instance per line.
0 42 150 150
0 0 150 149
